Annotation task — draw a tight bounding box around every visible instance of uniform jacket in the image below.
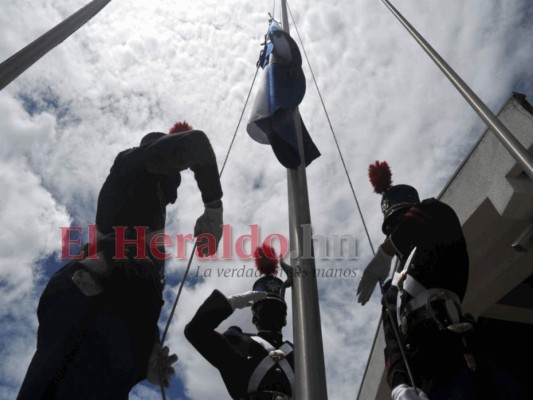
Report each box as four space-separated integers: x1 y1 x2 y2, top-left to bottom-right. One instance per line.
382 198 469 390
185 290 294 399
96 129 222 237
17 130 222 399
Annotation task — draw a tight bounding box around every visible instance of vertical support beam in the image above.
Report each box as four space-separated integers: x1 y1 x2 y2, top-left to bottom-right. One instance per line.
281 1 329 399
381 0 533 182
0 0 112 90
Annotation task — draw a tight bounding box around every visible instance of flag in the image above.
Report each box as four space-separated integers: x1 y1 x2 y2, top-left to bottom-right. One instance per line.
247 20 321 169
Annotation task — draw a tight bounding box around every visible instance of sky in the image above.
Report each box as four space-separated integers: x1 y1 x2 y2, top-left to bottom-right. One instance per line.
0 0 532 399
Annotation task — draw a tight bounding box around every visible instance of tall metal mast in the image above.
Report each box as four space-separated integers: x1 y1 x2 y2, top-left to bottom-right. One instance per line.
0 0 112 90
381 0 533 181
281 1 329 398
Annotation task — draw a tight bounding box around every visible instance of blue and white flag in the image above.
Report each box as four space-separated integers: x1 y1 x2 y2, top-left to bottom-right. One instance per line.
247 21 320 169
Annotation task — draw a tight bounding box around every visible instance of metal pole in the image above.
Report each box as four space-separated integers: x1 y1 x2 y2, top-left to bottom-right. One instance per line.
0 0 112 91
281 1 328 399
381 0 533 181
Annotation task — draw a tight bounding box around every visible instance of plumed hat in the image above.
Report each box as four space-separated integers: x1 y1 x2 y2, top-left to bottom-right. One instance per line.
139 121 193 146
368 161 419 235
252 243 287 313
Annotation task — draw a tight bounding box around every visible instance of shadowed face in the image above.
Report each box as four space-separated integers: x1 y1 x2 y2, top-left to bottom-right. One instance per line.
383 207 409 235
252 298 287 332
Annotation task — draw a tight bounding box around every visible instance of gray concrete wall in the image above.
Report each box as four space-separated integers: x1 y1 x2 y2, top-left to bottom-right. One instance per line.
356 93 533 400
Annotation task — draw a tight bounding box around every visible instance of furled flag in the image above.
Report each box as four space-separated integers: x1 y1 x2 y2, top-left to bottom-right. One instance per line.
247 20 321 169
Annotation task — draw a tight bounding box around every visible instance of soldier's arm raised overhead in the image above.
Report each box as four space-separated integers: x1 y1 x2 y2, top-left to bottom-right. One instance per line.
141 126 223 204
138 122 224 256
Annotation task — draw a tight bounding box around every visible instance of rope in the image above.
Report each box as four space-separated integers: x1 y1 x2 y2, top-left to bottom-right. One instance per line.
161 65 259 342
158 66 260 399
286 1 375 256
286 2 419 394
219 67 260 176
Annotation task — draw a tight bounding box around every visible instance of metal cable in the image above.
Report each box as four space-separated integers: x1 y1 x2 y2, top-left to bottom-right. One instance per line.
220 67 260 176
286 1 418 393
285 0 376 256
158 66 260 399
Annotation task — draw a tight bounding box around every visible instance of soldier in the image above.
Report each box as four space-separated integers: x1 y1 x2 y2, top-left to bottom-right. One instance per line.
185 244 294 400
18 122 223 399
357 161 469 399
357 161 522 400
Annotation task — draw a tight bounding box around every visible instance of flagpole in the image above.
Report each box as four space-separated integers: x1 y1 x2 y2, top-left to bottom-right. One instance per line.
281 1 329 399
381 0 533 181
0 0 112 91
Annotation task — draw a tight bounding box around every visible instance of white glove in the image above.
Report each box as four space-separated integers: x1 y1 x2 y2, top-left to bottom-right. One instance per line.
227 291 268 310
72 269 104 296
194 203 223 257
357 246 393 305
146 342 178 388
391 384 429 400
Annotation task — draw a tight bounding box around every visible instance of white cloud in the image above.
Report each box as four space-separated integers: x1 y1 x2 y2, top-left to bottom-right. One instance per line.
1 0 532 398
0 96 71 396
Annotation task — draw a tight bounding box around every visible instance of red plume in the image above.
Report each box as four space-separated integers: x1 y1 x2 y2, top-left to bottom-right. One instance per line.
254 243 279 275
169 121 193 134
368 161 392 194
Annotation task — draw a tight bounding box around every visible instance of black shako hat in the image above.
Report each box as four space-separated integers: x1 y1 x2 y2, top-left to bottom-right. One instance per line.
140 131 166 146
251 244 287 314
139 121 193 146
368 161 420 235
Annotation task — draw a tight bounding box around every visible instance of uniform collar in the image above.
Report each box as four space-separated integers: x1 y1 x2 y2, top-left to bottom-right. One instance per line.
257 330 283 346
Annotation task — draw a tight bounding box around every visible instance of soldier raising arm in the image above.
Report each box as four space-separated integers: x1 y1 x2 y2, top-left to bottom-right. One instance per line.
18 121 223 400
185 244 295 400
358 161 469 400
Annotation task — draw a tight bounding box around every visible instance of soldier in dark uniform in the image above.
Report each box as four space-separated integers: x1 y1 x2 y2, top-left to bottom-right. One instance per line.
358 161 522 400
185 245 294 400
17 122 223 399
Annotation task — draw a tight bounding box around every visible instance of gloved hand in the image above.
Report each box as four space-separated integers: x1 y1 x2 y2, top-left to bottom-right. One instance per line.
72 269 104 296
227 291 268 310
147 342 178 388
391 383 429 400
279 257 293 277
357 246 393 305
194 201 223 257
